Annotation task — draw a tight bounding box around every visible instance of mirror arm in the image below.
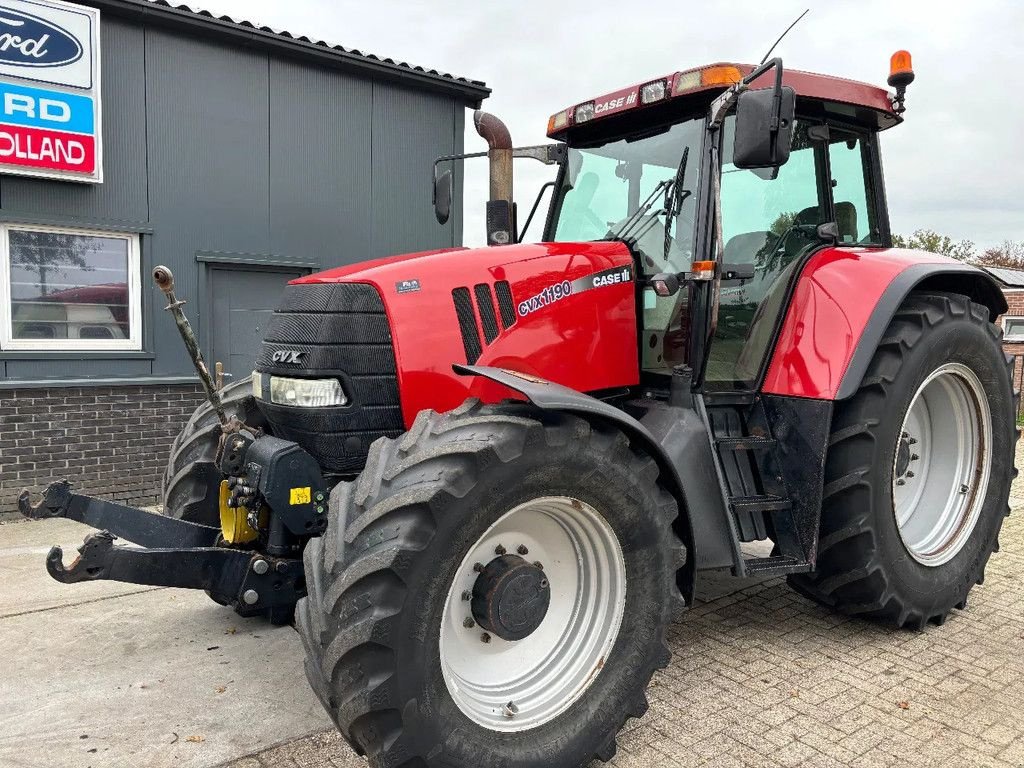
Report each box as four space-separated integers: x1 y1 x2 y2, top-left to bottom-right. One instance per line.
518 181 556 243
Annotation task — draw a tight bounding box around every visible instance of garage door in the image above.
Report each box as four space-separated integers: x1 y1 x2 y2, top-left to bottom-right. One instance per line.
209 266 304 378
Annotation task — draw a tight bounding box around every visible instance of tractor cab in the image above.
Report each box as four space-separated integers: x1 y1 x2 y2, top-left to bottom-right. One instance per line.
541 62 901 388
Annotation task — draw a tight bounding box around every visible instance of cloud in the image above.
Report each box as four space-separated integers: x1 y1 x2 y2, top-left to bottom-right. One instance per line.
190 0 1024 249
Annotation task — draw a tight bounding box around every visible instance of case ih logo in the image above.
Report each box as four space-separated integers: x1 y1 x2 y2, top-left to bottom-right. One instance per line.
272 350 305 365
0 7 83 67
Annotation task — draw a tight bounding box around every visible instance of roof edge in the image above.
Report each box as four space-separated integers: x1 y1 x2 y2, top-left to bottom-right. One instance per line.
88 0 490 106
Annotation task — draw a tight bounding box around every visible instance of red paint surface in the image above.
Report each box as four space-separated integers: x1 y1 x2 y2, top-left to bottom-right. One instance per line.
550 62 897 139
0 123 95 173
295 241 639 426
762 247 958 399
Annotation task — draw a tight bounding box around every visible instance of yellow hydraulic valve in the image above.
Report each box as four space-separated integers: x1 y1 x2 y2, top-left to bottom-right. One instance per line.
219 479 259 544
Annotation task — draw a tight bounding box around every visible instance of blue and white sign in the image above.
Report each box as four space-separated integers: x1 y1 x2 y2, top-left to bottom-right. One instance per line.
0 0 100 182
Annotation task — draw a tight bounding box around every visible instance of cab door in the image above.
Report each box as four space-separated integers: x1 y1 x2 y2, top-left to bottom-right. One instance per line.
704 116 831 390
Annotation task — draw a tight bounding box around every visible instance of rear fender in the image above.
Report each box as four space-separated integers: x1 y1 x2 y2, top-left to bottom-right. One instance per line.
763 249 1008 400
454 364 698 605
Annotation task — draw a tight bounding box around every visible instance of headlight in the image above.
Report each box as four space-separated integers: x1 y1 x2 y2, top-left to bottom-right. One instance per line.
255 373 347 407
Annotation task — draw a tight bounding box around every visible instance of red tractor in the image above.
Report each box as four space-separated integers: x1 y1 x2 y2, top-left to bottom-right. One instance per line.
21 53 1016 767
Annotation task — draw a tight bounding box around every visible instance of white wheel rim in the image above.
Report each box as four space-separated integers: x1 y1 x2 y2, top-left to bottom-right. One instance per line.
439 496 627 732
892 363 992 566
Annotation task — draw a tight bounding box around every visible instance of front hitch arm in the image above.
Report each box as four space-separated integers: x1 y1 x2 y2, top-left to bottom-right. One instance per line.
19 481 306 615
19 480 221 549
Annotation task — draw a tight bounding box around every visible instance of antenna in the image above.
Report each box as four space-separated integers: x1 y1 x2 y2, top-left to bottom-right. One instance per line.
758 8 810 65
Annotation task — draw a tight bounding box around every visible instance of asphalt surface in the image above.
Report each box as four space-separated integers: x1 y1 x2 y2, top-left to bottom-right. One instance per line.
2 453 1022 768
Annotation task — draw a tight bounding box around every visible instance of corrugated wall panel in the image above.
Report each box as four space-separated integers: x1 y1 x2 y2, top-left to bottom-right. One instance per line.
144 30 270 375
0 18 148 224
269 58 372 268
370 83 457 259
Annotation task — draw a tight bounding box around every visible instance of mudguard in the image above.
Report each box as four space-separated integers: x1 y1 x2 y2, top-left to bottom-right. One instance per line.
762 248 1007 400
453 364 699 604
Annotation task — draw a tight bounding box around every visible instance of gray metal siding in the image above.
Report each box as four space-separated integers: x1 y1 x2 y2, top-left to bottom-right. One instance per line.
269 59 373 268
0 15 467 384
371 83 459 259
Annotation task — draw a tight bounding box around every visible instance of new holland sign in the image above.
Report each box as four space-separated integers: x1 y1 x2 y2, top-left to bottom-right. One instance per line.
0 0 100 182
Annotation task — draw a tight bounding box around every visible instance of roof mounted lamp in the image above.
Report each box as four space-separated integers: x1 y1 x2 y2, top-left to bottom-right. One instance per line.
888 50 915 114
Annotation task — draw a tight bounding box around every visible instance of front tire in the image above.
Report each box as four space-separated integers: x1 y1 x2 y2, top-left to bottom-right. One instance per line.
162 376 266 525
296 400 685 767
789 292 1016 628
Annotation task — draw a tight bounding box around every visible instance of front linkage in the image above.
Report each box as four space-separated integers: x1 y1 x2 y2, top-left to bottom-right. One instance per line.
18 266 328 620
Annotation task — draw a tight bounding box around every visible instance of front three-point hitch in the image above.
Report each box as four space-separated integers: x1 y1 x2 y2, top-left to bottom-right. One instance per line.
18 266 329 619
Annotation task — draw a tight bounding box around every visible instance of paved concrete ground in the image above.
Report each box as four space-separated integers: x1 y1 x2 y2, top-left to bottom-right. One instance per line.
3 464 1023 768
0 517 329 768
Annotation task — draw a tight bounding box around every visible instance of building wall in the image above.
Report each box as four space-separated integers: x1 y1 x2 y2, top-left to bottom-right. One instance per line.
999 290 1024 399
0 7 475 516
0 13 467 383
0 384 204 517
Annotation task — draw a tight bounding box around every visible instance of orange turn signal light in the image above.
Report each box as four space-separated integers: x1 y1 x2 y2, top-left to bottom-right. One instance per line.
888 50 914 87
701 65 743 88
690 261 716 281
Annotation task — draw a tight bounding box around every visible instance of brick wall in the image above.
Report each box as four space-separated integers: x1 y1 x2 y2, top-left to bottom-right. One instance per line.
999 291 1024 395
0 384 205 519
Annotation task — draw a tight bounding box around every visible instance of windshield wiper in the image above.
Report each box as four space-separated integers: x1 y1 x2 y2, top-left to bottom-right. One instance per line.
663 146 691 263
605 178 672 243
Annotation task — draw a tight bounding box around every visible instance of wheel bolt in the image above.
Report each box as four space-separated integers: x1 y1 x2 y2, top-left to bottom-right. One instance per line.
473 562 484 573
461 590 472 602
463 617 475 629
517 545 529 556
495 544 506 555
908 437 917 445
911 454 919 461
540 578 549 589
502 701 518 718
960 484 970 494
906 471 915 478
896 479 906 486
480 633 491 644
533 561 544 570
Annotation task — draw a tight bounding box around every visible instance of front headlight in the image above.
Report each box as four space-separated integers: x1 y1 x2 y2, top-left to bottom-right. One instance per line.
253 372 347 407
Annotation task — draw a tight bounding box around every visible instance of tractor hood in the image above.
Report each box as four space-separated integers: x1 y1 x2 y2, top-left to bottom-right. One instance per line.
254 240 641 476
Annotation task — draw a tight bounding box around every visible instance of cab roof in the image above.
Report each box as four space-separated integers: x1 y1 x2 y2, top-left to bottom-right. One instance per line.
546 62 900 139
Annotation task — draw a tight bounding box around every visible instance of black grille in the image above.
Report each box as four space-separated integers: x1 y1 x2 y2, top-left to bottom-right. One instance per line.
452 287 482 365
474 283 499 344
255 283 403 474
495 280 517 329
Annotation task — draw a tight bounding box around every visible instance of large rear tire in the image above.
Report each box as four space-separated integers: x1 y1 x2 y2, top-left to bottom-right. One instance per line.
296 400 685 767
162 376 266 525
789 292 1016 628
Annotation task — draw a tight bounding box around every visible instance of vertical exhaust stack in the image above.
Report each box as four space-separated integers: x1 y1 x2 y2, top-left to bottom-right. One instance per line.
474 110 515 245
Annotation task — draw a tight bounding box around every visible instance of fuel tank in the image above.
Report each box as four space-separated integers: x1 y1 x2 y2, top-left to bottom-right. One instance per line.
253 241 639 475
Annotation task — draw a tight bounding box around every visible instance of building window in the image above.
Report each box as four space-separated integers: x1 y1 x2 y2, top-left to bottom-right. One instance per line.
0 225 142 351
1004 317 1024 342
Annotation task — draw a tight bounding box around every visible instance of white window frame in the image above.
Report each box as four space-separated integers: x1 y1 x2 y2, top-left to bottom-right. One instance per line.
0 223 142 352
1003 316 1024 343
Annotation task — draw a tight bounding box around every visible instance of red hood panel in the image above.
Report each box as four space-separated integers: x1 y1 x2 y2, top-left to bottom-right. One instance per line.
296 242 640 425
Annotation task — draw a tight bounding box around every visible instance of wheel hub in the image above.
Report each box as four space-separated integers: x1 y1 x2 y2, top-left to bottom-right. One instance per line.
471 554 550 641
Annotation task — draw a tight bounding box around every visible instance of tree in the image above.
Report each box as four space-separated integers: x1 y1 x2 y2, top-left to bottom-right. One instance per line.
891 229 975 262
975 240 1024 269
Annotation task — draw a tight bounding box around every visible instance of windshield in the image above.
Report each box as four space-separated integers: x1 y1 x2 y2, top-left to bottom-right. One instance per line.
549 117 704 374
550 117 704 276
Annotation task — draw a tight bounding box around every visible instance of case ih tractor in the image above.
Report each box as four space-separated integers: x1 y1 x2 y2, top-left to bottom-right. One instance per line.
20 52 1016 767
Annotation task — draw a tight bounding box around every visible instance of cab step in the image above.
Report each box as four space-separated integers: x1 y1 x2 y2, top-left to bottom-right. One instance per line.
742 555 813 576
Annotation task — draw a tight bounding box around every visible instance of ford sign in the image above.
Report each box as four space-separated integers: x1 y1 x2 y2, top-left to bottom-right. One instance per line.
0 5 82 67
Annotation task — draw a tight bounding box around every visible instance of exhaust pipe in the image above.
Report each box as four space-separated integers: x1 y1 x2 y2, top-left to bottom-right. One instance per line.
473 110 515 245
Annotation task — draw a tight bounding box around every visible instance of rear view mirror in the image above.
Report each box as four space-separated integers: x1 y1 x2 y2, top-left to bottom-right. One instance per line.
732 86 796 169
433 169 453 224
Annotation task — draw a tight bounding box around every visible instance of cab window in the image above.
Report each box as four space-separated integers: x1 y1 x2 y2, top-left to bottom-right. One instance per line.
706 117 827 387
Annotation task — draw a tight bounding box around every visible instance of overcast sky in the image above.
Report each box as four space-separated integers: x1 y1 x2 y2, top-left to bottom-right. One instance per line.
195 0 1022 251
